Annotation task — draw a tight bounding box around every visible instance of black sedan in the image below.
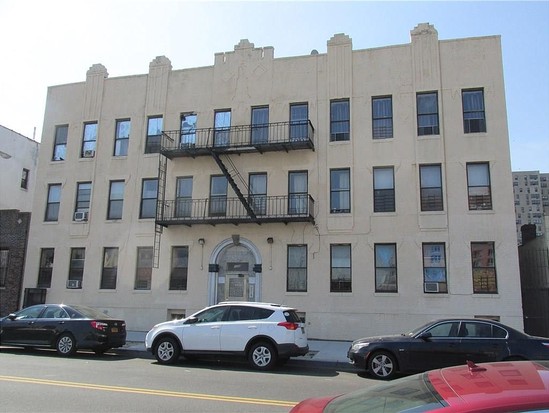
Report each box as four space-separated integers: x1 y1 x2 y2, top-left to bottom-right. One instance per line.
0 304 126 356
348 318 549 380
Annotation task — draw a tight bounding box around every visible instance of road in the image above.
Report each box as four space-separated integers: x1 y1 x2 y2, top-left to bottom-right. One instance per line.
0 347 375 412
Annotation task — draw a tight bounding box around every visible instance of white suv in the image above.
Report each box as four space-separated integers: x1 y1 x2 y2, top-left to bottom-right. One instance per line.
145 302 309 370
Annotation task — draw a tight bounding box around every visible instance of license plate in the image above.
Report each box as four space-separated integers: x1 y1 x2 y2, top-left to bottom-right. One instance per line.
111 327 118 333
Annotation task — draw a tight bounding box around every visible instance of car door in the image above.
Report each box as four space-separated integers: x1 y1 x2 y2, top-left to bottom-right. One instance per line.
455 321 509 363
405 321 463 371
1 305 46 345
181 306 227 351
219 306 268 351
33 305 70 345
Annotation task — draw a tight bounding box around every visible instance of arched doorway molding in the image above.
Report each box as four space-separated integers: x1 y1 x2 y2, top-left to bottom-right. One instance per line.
207 237 262 305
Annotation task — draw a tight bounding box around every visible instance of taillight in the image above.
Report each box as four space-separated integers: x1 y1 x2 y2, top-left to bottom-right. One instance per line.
91 321 108 331
278 321 299 330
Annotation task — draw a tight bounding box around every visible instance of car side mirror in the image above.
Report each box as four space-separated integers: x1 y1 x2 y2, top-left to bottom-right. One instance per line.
418 332 432 341
7 313 16 320
184 316 198 325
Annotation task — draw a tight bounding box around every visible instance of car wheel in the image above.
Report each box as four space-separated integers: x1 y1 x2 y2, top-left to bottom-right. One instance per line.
248 342 277 370
56 333 77 356
154 337 180 364
368 351 397 380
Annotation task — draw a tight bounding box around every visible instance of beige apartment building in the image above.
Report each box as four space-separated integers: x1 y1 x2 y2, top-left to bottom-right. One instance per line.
23 24 523 339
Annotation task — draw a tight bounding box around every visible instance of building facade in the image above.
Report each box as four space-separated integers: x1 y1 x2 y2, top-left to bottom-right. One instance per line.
23 24 523 339
513 171 549 245
0 125 39 315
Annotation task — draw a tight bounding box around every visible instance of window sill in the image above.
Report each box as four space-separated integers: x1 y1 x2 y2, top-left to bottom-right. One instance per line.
168 290 188 294
285 292 308 296
133 289 152 294
98 289 117 293
467 209 495 214
373 292 399 297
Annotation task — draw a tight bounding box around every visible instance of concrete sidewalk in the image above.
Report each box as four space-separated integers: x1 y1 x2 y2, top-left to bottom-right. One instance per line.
124 331 352 364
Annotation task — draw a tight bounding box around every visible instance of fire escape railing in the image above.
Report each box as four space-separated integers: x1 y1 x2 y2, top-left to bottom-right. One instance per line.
160 120 314 157
156 195 315 227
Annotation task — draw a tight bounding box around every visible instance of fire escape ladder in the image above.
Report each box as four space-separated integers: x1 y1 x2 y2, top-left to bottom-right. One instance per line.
153 153 168 268
210 151 257 220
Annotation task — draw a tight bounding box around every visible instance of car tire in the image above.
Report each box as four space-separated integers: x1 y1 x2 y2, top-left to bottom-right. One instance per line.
368 351 397 380
56 333 77 356
154 337 180 364
248 342 277 370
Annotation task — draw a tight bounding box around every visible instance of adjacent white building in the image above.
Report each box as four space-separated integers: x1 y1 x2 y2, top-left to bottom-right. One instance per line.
512 171 549 245
22 24 523 339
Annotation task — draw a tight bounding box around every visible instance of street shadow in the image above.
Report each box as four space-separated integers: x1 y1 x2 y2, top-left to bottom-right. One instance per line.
0 346 148 362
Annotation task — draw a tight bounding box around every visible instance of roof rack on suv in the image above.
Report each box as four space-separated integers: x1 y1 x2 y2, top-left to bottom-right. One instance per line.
218 301 282 307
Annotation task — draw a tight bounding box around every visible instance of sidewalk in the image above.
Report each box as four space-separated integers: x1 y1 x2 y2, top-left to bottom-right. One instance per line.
124 331 352 364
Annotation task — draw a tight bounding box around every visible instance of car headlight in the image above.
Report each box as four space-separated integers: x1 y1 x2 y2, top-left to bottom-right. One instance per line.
351 342 370 351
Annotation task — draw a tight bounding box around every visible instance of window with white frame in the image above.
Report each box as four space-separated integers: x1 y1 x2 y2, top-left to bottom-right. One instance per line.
423 243 447 293
330 168 350 213
249 173 267 215
290 103 309 141
175 177 193 218
180 114 197 147
52 125 68 161
420 164 443 211
145 116 162 154
209 175 227 216
330 244 351 292
375 243 397 292
114 119 130 156
81 122 98 157
462 89 486 133
372 96 393 139
45 184 61 222
68 248 85 286
251 106 269 144
330 99 350 141
417 92 439 136
471 242 497 294
467 162 492 210
107 180 124 220
287 245 307 292
288 171 308 215
374 167 395 212
140 179 158 219
214 110 231 147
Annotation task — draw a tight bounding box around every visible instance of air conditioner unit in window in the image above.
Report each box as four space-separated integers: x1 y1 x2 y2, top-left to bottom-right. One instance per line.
74 211 89 221
83 149 95 158
424 282 440 293
66 280 82 289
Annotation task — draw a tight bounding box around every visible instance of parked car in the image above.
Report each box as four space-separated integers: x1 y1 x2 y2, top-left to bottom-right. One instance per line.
291 360 549 412
348 318 549 380
0 304 126 356
145 302 308 370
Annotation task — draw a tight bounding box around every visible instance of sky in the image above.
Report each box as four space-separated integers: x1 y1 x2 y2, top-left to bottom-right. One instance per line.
0 0 547 172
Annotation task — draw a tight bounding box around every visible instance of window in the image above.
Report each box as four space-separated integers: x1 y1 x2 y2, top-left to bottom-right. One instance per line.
287 245 307 292
21 168 29 189
74 182 91 219
290 103 309 141
330 244 351 292
68 248 85 287
375 244 397 292
249 173 267 215
374 167 395 212
81 122 98 157
214 110 231 147
471 242 497 293
170 247 188 290
107 181 124 220
100 248 118 289
251 106 269 144
330 99 350 141
0 249 8 288
45 184 61 222
330 168 350 213
209 175 227 216
114 119 130 156
420 164 443 211
462 89 486 133
423 243 447 293
145 116 162 154
52 125 68 161
180 114 197 146
288 171 308 214
175 177 193 218
417 92 439 135
140 179 158 219
467 162 492 210
135 247 153 290
37 248 54 288
372 96 393 139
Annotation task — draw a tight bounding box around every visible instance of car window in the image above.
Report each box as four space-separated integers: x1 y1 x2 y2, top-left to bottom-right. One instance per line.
284 310 301 323
425 322 459 337
460 322 490 338
40 306 69 319
195 307 227 323
226 306 274 321
13 305 46 319
492 325 507 338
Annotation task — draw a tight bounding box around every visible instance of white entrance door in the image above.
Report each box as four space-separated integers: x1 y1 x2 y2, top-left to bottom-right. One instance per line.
225 273 249 301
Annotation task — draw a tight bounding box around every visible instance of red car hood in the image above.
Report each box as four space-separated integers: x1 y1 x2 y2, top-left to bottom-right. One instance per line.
290 396 338 413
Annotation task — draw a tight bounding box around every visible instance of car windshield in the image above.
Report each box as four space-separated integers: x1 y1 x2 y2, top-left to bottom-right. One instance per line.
68 305 114 319
406 322 438 337
324 373 444 413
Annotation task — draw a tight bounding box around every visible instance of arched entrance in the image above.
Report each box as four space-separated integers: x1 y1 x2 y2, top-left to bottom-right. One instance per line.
208 237 262 305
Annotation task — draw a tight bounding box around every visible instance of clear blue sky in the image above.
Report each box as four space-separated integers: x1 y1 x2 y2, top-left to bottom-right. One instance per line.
1 0 547 171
